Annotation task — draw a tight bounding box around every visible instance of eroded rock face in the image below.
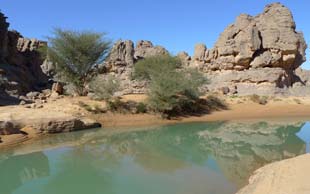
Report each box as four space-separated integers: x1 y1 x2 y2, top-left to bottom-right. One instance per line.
177 51 191 66
134 40 169 59
104 40 135 73
98 40 168 95
0 12 49 105
0 12 9 62
30 118 101 133
197 3 307 72
189 3 308 96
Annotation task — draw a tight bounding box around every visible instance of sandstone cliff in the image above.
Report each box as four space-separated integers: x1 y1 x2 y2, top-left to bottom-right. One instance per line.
1 2 309 101
186 3 308 95
0 12 48 105
95 39 169 94
98 3 309 96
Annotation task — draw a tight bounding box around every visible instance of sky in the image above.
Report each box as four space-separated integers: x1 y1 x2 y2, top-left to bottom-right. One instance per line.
1 0 309 69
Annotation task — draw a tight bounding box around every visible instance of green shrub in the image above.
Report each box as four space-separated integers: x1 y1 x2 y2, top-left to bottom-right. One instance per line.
106 99 148 114
249 94 268 105
133 55 208 117
90 75 120 101
77 101 106 114
205 95 228 110
47 29 111 96
294 98 302 104
106 98 124 112
132 55 182 80
136 102 147 113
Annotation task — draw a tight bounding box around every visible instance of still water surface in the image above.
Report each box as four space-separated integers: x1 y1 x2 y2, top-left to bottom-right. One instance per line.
0 121 309 194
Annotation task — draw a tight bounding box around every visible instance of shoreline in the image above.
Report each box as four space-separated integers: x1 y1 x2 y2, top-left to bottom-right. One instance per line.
1 95 310 148
1 95 310 194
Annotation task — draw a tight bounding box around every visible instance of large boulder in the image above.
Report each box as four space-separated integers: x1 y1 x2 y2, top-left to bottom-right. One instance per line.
134 40 169 59
0 121 20 135
104 40 135 73
30 117 101 134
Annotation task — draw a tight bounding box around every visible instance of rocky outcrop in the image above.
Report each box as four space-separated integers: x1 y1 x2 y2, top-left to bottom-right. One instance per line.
103 40 169 73
188 3 308 96
96 40 168 95
177 51 191 66
0 12 49 105
236 154 310 194
134 40 169 59
0 12 9 62
104 40 135 73
0 116 101 146
30 117 101 134
193 3 306 72
98 3 308 96
1 3 308 98
0 121 20 135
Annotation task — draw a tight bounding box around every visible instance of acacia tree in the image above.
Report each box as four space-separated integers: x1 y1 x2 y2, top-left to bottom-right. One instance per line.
48 29 111 95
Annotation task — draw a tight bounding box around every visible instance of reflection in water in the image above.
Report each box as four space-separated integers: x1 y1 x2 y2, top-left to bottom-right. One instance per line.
0 152 49 194
0 121 307 194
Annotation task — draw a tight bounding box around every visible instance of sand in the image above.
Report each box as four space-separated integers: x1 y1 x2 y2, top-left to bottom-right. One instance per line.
1 94 310 147
1 94 310 128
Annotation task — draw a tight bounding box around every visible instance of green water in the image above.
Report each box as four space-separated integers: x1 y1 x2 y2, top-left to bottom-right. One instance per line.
0 121 309 194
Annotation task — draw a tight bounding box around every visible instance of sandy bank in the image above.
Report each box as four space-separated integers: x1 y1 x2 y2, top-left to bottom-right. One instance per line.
1 95 310 147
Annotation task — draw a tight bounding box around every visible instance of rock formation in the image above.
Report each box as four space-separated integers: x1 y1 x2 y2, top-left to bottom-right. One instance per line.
0 3 309 98
198 121 305 187
192 3 306 72
187 3 308 95
0 12 9 62
0 12 49 105
134 40 169 59
177 51 191 66
96 40 169 94
235 154 310 194
104 40 135 73
100 3 308 96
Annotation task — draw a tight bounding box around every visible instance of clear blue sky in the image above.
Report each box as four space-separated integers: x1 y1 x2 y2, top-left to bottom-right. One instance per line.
1 0 309 69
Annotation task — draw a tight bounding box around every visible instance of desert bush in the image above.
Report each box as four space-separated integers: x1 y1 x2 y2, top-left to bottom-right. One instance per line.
47 29 111 95
136 102 147 113
77 101 106 114
106 98 124 112
293 98 302 104
133 55 208 117
205 95 228 110
132 55 182 80
106 99 148 114
90 75 120 101
249 94 268 105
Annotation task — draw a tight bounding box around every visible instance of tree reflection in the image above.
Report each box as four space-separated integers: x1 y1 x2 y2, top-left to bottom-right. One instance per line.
0 121 307 194
0 152 49 194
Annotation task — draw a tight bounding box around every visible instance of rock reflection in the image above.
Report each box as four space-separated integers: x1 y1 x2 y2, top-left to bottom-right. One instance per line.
0 121 307 194
198 122 306 187
0 152 49 194
71 121 306 187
